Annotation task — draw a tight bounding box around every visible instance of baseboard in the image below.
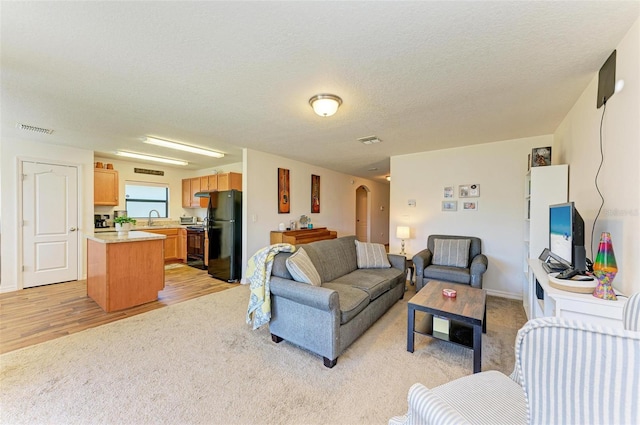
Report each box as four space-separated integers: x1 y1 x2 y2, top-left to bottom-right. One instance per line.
485 288 522 300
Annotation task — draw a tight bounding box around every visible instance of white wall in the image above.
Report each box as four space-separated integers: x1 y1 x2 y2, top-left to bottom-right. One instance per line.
554 18 639 297
390 135 553 298
243 148 390 282
1 138 94 292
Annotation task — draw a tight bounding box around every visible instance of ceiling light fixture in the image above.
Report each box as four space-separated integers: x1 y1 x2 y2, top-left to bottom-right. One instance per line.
115 151 188 166
143 137 224 158
309 94 342 117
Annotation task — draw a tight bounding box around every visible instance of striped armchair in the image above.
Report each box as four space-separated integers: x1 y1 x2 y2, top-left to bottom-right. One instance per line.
390 293 640 425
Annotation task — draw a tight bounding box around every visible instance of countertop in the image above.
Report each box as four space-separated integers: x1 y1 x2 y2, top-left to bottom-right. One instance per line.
94 223 203 233
87 230 167 244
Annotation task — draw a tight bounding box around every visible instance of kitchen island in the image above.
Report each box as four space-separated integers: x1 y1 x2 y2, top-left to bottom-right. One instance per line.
87 231 166 312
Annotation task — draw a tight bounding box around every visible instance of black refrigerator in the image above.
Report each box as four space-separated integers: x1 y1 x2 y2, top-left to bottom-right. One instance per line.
207 190 242 282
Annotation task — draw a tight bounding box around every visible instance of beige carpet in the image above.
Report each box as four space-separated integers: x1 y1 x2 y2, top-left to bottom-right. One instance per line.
0 284 526 424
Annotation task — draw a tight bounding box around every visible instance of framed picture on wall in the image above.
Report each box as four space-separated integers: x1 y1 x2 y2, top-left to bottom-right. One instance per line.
444 186 454 198
463 201 478 211
442 201 458 211
459 184 480 198
278 168 290 214
311 174 320 213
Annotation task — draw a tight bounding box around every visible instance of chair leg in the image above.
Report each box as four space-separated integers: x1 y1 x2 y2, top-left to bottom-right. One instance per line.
323 357 337 368
271 334 283 343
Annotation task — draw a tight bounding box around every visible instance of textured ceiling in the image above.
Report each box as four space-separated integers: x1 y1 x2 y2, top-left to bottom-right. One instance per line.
2 1 638 181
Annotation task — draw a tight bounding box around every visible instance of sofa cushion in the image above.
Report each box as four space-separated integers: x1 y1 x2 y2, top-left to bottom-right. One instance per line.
433 238 470 268
322 282 370 324
330 269 395 300
424 265 471 285
285 248 321 286
355 240 391 269
300 236 359 283
271 252 294 279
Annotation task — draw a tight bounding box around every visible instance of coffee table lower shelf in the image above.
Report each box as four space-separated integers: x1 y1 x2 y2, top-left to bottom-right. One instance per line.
413 312 475 349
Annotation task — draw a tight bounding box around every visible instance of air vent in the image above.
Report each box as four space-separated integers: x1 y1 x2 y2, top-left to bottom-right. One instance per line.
358 135 382 145
16 123 54 135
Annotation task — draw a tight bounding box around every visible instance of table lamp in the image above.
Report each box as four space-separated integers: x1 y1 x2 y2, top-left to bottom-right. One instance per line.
396 226 410 255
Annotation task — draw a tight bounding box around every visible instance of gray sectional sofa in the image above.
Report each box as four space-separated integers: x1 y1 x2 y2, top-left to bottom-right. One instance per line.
269 235 406 368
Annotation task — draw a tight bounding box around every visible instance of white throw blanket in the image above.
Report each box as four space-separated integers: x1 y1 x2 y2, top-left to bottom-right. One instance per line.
244 243 296 329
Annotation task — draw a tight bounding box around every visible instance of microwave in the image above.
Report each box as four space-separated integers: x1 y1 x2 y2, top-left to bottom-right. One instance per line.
180 216 196 225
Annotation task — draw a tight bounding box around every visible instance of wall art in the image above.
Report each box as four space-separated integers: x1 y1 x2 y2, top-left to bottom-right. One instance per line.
311 174 320 213
459 184 480 198
278 168 290 214
531 147 552 167
444 185 454 198
463 201 478 211
442 201 458 211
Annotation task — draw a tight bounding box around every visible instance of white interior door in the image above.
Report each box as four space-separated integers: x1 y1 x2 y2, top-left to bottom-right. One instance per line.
355 186 368 242
22 161 79 288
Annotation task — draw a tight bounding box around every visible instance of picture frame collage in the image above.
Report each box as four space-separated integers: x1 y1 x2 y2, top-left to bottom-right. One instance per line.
442 184 480 211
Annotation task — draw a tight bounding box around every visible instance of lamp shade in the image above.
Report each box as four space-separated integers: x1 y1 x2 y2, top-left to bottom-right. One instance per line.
309 94 342 117
396 226 410 239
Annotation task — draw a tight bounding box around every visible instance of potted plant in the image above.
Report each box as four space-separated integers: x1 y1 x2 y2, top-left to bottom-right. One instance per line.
114 216 137 233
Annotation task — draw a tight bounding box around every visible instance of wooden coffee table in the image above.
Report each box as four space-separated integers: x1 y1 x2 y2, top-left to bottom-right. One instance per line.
407 280 487 373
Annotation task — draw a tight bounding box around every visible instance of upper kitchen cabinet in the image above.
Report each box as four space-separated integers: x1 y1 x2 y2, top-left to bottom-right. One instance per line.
94 169 119 206
182 172 242 209
182 178 202 208
217 172 242 191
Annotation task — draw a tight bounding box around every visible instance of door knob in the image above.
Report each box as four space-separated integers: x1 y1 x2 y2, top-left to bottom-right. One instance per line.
70 227 77 232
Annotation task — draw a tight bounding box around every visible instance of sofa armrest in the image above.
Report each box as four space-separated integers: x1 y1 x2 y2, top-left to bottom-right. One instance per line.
270 276 339 311
469 254 488 288
387 253 406 272
389 383 471 425
412 249 432 278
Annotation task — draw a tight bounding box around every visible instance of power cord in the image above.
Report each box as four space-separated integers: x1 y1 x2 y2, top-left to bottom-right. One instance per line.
590 101 607 261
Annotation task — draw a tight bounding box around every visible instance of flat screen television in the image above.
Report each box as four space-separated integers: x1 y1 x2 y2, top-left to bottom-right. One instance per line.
549 202 587 272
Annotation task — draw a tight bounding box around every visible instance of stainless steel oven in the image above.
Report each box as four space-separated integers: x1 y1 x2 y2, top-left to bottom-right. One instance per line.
186 226 206 269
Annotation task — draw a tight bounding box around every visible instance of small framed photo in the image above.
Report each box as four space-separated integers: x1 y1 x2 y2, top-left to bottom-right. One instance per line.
459 184 480 198
442 201 458 211
531 147 552 167
463 201 478 211
443 186 454 198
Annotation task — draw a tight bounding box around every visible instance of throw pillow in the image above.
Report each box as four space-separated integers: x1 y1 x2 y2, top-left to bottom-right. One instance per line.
432 238 471 268
285 248 322 286
355 240 391 269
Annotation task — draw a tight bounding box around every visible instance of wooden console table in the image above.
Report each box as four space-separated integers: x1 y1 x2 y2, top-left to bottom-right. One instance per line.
270 227 337 245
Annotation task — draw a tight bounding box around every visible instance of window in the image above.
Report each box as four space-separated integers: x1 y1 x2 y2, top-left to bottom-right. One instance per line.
125 182 169 218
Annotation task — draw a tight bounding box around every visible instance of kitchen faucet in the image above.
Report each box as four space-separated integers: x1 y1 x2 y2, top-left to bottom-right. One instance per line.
148 209 161 226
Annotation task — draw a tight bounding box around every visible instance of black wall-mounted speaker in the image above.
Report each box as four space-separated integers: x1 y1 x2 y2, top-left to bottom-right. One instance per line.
597 50 616 108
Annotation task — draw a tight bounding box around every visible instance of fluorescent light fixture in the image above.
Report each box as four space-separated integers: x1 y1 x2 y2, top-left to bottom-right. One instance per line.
115 151 188 166
143 137 224 158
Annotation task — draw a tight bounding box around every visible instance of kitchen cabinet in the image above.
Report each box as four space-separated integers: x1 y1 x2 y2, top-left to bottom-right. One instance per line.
182 172 242 208
94 169 119 206
179 228 187 262
144 228 181 262
217 172 242 191
86 232 165 312
181 178 202 208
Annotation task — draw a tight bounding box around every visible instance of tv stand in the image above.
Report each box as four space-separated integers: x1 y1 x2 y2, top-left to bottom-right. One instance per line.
526 259 626 328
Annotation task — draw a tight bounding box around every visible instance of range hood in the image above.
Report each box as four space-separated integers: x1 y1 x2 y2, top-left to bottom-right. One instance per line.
194 191 217 198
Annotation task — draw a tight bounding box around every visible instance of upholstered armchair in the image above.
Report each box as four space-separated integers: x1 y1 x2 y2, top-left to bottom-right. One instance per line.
389 293 640 425
412 235 487 292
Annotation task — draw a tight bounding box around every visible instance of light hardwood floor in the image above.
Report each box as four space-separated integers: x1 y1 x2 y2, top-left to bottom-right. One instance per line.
0 264 237 355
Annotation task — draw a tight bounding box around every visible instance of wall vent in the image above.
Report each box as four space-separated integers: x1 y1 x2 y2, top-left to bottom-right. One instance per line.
16 123 54 135
358 135 382 145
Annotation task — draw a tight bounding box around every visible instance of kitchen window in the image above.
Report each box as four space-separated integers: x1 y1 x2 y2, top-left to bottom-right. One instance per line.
125 182 169 218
